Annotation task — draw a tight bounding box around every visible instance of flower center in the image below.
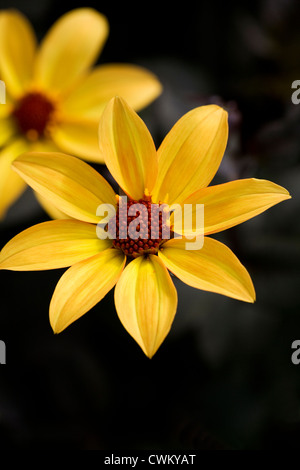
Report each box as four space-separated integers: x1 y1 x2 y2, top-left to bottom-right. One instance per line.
112 196 168 258
13 92 55 140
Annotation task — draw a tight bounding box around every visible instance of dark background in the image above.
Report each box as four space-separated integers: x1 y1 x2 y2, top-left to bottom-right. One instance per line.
0 0 300 450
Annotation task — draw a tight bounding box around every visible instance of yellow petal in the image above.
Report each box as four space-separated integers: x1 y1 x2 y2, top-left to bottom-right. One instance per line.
152 105 228 205
158 237 255 303
12 152 116 223
178 178 291 236
114 255 178 358
0 10 37 97
0 92 14 118
98 96 158 199
34 8 108 93
50 248 126 333
28 138 59 153
0 139 28 219
51 119 103 163
0 117 16 146
34 192 72 220
25 140 71 220
0 219 110 270
60 64 162 119
23 139 71 219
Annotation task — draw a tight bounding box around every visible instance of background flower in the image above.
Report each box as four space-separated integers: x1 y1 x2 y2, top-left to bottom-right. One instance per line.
0 7 162 219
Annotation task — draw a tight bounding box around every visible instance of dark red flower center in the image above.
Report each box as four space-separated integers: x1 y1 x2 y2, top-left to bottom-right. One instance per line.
13 92 55 140
111 197 168 258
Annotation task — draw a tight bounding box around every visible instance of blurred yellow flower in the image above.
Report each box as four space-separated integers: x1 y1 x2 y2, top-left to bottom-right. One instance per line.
0 98 290 358
0 8 162 219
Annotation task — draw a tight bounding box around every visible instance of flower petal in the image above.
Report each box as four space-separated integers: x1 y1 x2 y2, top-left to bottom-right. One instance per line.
0 93 14 118
0 219 110 270
12 152 116 223
114 254 178 358
0 10 37 97
51 119 102 163
60 64 162 119
98 96 158 199
28 138 59 153
0 117 16 146
23 139 71 219
178 178 291 236
50 248 126 333
158 237 255 303
34 8 108 93
0 139 28 219
25 140 71 219
152 105 228 205
35 192 72 220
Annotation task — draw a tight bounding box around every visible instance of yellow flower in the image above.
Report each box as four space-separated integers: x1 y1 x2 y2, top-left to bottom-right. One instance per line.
0 8 162 219
0 97 290 358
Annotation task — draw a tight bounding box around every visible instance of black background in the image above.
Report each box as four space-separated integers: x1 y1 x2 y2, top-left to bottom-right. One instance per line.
0 0 300 450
